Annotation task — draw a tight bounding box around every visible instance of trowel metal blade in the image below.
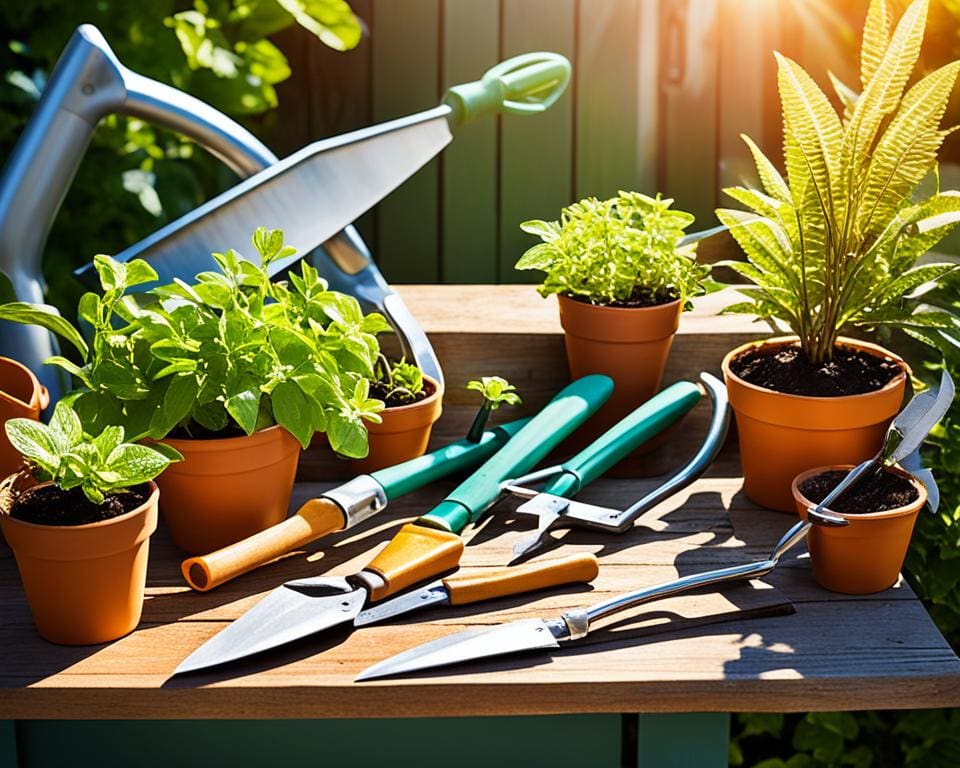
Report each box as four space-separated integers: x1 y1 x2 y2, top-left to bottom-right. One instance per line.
173 576 366 676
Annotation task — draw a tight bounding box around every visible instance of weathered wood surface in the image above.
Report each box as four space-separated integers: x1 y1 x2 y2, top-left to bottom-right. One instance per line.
1 455 958 719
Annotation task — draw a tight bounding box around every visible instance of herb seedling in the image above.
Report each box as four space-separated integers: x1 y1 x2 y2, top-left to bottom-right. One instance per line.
5 401 181 505
466 376 522 442
516 191 712 307
369 356 427 407
718 0 960 363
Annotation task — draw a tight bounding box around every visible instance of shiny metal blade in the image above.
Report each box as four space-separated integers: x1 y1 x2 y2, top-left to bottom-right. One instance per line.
889 371 955 464
174 576 366 675
355 618 562 681
353 582 450 627
899 447 941 513
77 107 454 286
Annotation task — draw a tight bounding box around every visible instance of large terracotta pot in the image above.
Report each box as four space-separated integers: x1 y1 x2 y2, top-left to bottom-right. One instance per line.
723 336 908 512
349 375 443 474
156 425 301 555
792 465 926 594
557 294 682 470
0 357 49 479
0 474 158 645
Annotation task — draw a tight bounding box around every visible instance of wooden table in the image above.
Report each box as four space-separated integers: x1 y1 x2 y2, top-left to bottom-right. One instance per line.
2 287 958 768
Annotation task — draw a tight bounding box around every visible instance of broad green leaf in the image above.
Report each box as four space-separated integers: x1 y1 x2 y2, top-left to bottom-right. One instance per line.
49 401 83 449
225 388 262 435
0 302 89 359
276 0 362 52
45 356 92 388
151 374 200 438
92 425 125 462
104 443 175 487
124 259 159 288
326 412 369 458
272 379 313 448
93 254 125 293
4 419 59 474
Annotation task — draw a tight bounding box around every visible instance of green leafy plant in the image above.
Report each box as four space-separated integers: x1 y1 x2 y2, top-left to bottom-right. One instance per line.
515 191 711 307
466 376 521 442
5 401 180 504
368 356 426 407
718 0 960 364
0 227 386 457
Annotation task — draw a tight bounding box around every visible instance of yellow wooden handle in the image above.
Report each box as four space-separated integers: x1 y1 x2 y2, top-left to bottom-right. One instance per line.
445 553 600 605
365 523 464 602
181 498 346 591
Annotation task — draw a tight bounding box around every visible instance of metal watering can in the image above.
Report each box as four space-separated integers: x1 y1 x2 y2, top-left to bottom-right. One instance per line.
0 25 571 402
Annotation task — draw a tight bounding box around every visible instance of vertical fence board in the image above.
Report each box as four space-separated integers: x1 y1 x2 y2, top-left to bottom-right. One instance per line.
636 0 661 195
371 0 441 282
498 0 576 283
440 0 500 282
658 0 719 226
575 0 641 200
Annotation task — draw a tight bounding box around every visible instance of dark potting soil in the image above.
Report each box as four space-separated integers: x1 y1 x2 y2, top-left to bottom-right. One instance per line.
565 287 679 309
798 469 918 515
167 421 248 440
730 343 902 397
370 377 434 408
8 483 152 526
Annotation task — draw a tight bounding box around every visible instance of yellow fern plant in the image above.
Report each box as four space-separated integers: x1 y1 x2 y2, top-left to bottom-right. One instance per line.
719 0 960 363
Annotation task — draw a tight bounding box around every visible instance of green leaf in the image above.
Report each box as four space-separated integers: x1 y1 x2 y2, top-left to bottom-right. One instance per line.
104 443 176 487
861 0 892 90
92 426 125 462
150 375 200 438
327 411 369 458
45 356 92 388
271 380 313 448
275 0 363 52
49 401 83 450
93 254 126 293
225 388 262 435
4 419 59 474
0 302 89 359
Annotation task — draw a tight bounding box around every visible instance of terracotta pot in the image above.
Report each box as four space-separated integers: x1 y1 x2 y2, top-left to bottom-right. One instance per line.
156 425 301 555
349 375 443 474
0 474 158 644
792 465 926 594
0 357 49 480
723 336 908 513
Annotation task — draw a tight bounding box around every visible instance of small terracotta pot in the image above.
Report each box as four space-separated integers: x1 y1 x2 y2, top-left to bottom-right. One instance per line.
792 465 926 594
349 375 443 474
156 425 301 555
0 474 158 644
0 357 49 480
557 294 682 470
723 336 908 513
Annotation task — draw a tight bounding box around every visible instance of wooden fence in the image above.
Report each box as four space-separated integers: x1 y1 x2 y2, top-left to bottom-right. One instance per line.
267 0 863 285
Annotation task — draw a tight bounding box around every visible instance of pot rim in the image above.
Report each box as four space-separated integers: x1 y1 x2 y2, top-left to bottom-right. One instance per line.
557 293 683 313
791 464 927 521
375 373 443 414
0 473 160 532
0 355 49 410
722 335 909 403
156 422 297 451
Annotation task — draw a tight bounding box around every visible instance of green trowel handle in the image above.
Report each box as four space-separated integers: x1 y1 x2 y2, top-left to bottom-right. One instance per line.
543 381 703 499
371 418 530 500
420 375 613 533
444 52 571 125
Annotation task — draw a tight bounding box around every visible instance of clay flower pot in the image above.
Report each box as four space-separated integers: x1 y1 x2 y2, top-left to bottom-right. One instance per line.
349 375 443 474
792 465 926 594
0 356 49 480
722 336 908 513
0 474 158 645
156 425 301 555
557 294 682 461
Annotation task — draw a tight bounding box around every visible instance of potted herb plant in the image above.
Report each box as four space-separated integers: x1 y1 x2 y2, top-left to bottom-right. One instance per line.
0 356 49 489
347 356 441 473
0 402 179 644
0 228 386 554
792 465 927 594
466 376 522 442
718 0 960 511
516 191 712 436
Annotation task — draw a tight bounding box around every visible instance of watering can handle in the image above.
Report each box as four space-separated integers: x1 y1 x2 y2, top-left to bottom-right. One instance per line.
444 52 572 125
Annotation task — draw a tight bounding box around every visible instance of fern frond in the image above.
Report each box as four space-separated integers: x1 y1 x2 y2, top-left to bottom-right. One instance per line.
741 134 791 202
861 0 892 90
829 71 859 123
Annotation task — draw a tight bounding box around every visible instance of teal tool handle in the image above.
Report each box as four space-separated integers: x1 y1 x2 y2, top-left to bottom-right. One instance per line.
371 419 530 500
542 382 703 499
444 52 571 125
420 375 613 532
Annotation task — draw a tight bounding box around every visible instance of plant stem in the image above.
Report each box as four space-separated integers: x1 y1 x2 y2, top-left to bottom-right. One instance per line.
466 402 492 443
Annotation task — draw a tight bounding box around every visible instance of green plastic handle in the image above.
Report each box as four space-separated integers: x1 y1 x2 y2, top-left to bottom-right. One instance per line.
419 375 614 533
444 52 572 125
371 418 530 501
542 382 703 499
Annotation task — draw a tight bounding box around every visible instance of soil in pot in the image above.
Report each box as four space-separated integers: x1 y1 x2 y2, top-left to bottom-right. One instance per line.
731 344 903 397
791 465 926 595
349 375 442 474
0 476 158 645
723 336 909 513
369 379 431 407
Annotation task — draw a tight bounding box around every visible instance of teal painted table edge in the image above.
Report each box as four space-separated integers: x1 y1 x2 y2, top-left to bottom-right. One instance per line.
1 713 729 768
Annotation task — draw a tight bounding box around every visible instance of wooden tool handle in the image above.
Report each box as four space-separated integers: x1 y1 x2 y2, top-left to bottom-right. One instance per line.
444 553 600 605
365 523 464 602
180 499 345 591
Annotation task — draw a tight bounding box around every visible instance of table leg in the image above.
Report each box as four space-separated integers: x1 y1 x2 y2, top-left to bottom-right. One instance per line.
636 713 730 768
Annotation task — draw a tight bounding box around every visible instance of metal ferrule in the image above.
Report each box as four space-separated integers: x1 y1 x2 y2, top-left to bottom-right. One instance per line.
561 609 591 641
322 475 388 529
